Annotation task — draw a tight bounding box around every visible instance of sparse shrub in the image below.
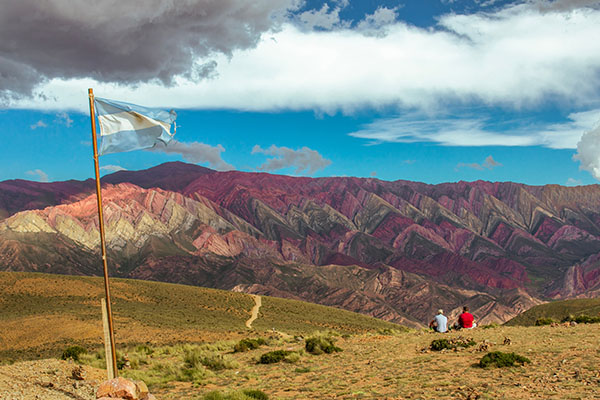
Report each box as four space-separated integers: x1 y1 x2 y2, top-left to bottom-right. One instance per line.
535 317 556 326
478 351 531 368
234 338 266 352
283 351 301 364
61 346 87 361
135 344 154 355
259 350 293 364
430 337 476 351
201 353 239 371
563 314 600 324
203 390 268 400
430 339 453 351
377 328 407 336
305 334 342 355
481 323 499 329
242 389 269 399
179 364 214 382
184 347 238 371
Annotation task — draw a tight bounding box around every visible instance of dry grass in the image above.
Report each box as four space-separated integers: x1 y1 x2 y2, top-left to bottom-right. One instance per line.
3 271 600 399
136 325 600 399
0 271 399 361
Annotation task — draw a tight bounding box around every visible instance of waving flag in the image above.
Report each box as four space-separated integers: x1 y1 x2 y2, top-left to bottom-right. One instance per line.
94 97 177 155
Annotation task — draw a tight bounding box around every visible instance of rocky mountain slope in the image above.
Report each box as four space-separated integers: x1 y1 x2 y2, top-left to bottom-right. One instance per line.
2 162 600 325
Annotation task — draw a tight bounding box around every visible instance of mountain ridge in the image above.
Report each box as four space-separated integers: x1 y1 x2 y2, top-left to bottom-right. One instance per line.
2 162 600 325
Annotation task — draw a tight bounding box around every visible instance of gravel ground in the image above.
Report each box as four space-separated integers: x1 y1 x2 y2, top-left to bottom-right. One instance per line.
0 359 106 400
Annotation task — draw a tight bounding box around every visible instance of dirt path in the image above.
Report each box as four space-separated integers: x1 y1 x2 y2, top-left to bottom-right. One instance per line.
245 295 261 329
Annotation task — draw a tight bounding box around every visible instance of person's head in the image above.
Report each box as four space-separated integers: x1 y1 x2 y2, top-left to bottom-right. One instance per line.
463 306 469 312
437 309 444 315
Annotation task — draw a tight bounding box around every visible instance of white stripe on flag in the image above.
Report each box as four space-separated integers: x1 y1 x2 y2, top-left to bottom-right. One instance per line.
98 110 170 137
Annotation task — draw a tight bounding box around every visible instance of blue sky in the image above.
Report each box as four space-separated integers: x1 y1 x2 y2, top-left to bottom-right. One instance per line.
1 0 600 186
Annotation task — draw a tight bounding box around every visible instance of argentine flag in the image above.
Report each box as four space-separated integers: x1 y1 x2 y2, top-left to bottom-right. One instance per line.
94 97 177 155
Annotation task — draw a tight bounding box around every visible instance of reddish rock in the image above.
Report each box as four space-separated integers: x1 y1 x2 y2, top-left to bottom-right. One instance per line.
96 377 137 400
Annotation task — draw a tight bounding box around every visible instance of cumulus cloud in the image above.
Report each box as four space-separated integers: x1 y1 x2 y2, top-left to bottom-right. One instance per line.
26 169 49 182
55 112 73 127
30 120 47 130
296 3 349 30
100 165 127 173
356 7 399 36
456 155 502 171
252 145 331 174
349 109 600 149
574 122 600 179
6 2 600 114
150 140 234 171
529 0 600 12
0 0 297 100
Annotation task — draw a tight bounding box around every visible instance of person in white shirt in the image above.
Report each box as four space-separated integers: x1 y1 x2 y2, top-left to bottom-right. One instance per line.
429 309 448 333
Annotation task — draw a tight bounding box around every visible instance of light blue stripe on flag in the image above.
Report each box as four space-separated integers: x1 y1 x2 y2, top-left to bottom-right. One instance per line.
94 97 177 155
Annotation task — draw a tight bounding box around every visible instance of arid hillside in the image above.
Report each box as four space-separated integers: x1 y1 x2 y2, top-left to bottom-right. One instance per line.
0 271 400 361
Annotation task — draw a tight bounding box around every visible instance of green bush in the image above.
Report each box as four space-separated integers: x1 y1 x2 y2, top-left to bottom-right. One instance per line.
295 366 312 373
183 348 238 371
305 336 342 355
535 317 556 326
259 350 293 364
481 323 499 329
234 338 266 352
61 346 87 361
135 344 154 355
242 389 269 399
563 314 600 324
478 351 531 368
430 339 453 351
430 337 476 351
203 390 268 400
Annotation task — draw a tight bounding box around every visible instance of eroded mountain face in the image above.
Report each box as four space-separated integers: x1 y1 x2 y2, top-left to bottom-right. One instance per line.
1 162 599 325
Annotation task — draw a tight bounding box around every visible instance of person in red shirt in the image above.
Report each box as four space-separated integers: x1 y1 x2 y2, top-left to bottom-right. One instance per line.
458 306 476 329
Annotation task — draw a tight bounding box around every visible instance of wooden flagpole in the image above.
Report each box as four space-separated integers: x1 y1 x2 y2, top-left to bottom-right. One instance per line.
88 88 118 378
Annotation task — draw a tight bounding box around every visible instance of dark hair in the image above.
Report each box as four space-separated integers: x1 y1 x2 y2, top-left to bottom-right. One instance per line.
463 306 469 312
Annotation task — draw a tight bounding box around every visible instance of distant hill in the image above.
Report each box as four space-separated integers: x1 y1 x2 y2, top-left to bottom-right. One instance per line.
505 298 600 326
0 271 401 361
3 161 600 325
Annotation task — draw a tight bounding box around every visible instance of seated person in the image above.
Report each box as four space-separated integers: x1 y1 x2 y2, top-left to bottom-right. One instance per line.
457 306 476 329
429 309 448 333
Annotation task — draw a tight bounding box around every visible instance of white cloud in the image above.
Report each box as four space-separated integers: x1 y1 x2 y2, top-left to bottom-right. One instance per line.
356 7 399 36
252 144 331 174
149 140 234 171
30 120 47 130
100 165 127 173
296 3 349 30
26 169 49 182
7 3 600 115
349 109 600 149
565 177 583 186
574 122 600 179
456 155 502 171
55 111 73 127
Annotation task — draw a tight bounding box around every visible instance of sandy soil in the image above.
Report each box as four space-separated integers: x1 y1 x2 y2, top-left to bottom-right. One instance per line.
0 359 105 400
